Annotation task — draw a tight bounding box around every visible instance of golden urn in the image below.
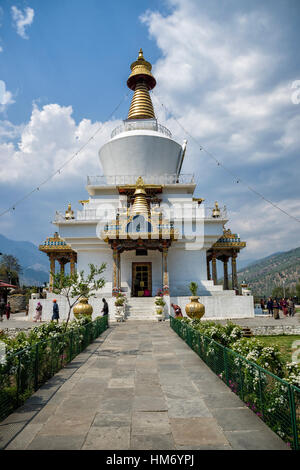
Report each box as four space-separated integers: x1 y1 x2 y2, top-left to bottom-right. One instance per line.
185 296 205 320
73 297 93 318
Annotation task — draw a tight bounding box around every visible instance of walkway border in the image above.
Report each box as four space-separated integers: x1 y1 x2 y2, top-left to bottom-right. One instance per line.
170 317 300 450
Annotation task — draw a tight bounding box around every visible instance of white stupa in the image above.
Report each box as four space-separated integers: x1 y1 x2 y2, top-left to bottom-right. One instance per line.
33 49 254 321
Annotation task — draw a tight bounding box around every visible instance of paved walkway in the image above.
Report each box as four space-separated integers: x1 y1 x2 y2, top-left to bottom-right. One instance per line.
0 322 288 450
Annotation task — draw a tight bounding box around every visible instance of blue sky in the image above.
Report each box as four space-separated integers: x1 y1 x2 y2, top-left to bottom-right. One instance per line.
0 0 300 264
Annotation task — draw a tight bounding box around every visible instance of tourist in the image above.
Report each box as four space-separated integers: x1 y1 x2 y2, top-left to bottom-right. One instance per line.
280 298 288 317
171 303 183 318
287 298 295 317
260 298 265 311
52 299 59 323
0 298 5 322
25 304 29 316
101 298 109 316
267 298 273 316
5 302 11 320
34 302 43 322
273 299 280 320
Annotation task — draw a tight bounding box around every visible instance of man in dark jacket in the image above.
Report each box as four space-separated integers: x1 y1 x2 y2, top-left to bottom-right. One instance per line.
101 298 109 316
52 299 59 323
267 298 273 316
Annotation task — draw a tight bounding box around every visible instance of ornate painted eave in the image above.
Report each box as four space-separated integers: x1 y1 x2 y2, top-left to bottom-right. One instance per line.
39 232 74 253
210 228 246 250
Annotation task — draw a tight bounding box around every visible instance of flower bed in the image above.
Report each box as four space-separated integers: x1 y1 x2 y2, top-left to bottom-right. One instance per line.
0 316 108 422
171 317 300 450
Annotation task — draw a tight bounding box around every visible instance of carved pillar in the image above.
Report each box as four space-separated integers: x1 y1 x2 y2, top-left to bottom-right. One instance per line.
49 254 55 292
162 245 169 295
117 252 121 290
112 245 118 296
223 257 229 290
70 253 76 275
212 252 217 285
59 260 66 275
207 257 211 281
231 253 238 292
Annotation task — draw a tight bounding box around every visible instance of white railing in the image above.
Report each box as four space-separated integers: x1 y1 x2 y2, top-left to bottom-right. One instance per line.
111 119 172 139
86 174 195 186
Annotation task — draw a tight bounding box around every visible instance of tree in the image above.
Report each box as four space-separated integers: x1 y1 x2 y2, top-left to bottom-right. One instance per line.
295 278 300 300
271 285 293 299
0 254 22 285
52 263 106 327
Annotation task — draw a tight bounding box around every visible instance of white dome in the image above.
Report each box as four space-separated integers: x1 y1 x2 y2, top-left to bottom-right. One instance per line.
98 120 182 178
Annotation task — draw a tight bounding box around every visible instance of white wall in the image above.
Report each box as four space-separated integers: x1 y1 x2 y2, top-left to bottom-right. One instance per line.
171 295 255 319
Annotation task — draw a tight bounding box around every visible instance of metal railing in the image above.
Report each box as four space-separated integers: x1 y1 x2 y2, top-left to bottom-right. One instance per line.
0 316 108 422
111 120 172 139
170 317 300 450
86 174 195 186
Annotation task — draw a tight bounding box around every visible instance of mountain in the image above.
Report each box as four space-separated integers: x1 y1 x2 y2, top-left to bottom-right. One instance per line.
237 247 300 297
0 233 49 286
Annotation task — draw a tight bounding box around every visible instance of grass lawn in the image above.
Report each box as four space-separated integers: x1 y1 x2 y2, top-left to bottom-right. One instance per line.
253 335 300 364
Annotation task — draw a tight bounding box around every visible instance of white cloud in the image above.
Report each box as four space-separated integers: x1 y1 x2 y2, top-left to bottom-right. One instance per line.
0 102 121 187
0 80 15 112
11 6 34 39
142 0 300 259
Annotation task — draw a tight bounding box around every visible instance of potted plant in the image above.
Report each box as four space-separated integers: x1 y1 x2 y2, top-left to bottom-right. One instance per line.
185 281 205 320
155 296 165 321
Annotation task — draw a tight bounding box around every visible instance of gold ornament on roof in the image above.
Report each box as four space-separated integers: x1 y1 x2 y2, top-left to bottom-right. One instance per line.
127 49 156 120
212 201 220 218
131 177 150 217
65 203 75 220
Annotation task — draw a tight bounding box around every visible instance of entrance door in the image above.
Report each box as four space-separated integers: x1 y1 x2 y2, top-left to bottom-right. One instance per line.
132 262 152 297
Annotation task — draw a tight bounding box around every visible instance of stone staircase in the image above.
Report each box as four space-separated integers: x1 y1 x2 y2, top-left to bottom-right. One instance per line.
125 298 158 321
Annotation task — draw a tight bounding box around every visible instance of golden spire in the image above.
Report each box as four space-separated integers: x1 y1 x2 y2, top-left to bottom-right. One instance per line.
127 49 156 120
131 177 150 217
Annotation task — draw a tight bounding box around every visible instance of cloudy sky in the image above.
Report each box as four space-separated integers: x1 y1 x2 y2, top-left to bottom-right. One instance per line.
0 0 299 264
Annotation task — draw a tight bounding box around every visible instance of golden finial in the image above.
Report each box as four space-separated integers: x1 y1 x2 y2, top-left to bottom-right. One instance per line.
65 203 75 220
131 177 149 216
212 201 221 218
127 49 156 120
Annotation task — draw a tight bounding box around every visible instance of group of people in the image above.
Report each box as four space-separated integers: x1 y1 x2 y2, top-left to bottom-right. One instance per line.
0 299 11 321
261 297 295 319
32 297 109 323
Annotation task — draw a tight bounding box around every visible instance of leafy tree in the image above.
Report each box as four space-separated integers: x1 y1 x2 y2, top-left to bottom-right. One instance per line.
271 285 293 299
0 254 22 285
52 263 106 327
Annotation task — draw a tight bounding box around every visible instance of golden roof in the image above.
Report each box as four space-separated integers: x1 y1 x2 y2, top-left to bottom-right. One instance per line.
39 232 73 252
131 177 150 217
127 49 156 120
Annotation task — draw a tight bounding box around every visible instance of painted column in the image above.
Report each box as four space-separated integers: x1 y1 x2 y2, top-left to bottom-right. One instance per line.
231 253 238 292
223 257 229 290
207 257 211 281
117 252 121 290
49 254 55 292
70 254 75 275
59 260 65 275
112 245 118 296
212 253 217 285
162 246 169 295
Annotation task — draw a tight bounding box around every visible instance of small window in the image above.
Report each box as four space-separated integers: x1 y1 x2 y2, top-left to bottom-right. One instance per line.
136 249 148 256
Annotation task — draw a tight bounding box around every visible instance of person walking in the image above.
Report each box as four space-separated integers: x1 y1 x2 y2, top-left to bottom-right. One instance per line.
260 298 265 311
101 298 109 316
0 298 5 322
287 298 295 317
273 299 280 320
34 302 43 322
52 299 59 323
267 297 273 316
5 302 11 320
280 298 288 317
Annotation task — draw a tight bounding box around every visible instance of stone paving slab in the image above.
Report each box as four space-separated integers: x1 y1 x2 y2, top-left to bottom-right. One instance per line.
1 321 289 450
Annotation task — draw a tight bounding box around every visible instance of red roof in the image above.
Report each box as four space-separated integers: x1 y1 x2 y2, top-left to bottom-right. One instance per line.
0 280 17 288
